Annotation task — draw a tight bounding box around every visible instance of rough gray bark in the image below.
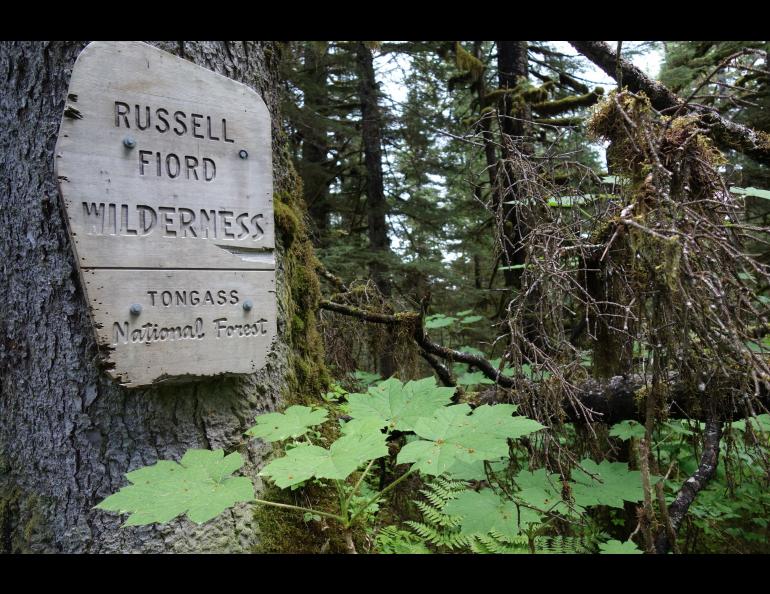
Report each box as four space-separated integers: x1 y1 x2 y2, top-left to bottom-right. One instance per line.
0 41 290 553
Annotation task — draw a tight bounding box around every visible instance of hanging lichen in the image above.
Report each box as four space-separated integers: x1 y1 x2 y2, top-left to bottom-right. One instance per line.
454 41 485 82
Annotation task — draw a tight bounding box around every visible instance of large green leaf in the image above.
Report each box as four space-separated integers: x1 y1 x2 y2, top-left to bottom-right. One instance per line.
730 413 770 433
246 405 328 442
444 489 533 539
443 458 507 481
460 315 484 324
609 420 646 441
96 449 254 526
259 426 388 488
425 314 457 329
513 468 576 518
397 404 545 476
456 371 495 386
571 459 653 509
488 358 516 378
599 539 643 554
470 404 544 440
352 370 382 387
346 376 455 432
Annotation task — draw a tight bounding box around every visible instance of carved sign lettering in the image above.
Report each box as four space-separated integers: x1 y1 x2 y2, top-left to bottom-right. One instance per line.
55 41 276 388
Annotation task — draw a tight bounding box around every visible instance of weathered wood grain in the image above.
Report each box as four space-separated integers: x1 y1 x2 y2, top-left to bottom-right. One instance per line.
55 41 277 386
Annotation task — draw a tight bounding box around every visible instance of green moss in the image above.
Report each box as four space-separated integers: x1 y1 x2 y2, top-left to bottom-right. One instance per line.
252 482 350 554
454 42 485 80
0 485 44 553
533 88 604 117
273 199 301 246
533 116 583 127
634 385 650 409
250 139 336 552
272 142 332 406
482 81 554 110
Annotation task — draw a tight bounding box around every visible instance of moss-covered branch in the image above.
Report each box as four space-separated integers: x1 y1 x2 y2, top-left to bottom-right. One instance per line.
533 116 583 127
315 262 349 293
532 88 604 116
319 299 416 325
569 40 770 166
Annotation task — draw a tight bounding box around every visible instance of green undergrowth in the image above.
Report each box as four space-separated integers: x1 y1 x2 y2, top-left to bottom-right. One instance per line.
252 141 333 550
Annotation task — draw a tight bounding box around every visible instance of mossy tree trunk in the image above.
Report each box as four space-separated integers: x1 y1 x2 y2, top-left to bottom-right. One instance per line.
0 40 327 553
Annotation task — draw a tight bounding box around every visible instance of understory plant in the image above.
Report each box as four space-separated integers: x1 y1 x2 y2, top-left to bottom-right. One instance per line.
96 375 668 553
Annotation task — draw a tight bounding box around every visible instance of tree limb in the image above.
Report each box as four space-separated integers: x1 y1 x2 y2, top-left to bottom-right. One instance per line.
319 299 412 325
568 40 770 166
418 350 456 388
654 418 723 554
319 300 769 423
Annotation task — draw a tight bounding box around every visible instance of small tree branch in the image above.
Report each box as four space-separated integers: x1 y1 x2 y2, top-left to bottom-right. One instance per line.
654 418 723 554
418 350 456 388
319 299 414 325
315 262 349 293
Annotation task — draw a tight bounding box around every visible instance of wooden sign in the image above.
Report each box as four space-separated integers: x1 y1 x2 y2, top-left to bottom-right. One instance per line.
55 41 276 388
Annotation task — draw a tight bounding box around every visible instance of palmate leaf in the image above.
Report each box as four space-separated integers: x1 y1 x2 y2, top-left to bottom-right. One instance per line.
609 420 646 441
352 370 382 387
444 489 535 539
460 315 484 324
259 426 388 488
397 404 545 476
599 539 643 554
346 376 455 432
514 468 576 519
730 413 770 433
425 314 457 329
245 405 328 441
571 459 655 509
488 358 516 377
444 458 507 481
456 371 494 386
471 404 544 440
96 449 254 526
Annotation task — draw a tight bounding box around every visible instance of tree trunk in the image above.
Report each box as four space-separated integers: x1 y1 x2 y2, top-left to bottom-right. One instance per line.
0 41 323 553
355 42 395 378
496 40 531 290
298 42 333 247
